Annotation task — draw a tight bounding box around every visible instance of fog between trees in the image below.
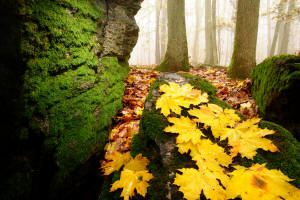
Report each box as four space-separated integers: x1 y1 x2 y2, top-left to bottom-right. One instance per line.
129 0 300 66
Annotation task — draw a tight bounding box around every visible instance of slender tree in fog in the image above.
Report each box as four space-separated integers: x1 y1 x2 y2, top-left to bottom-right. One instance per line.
158 0 189 71
229 0 260 79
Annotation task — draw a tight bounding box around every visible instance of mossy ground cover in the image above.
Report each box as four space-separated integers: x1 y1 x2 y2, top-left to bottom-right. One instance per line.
100 72 300 199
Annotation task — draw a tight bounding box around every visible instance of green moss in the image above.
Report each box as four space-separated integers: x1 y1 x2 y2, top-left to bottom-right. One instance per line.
240 121 300 188
251 55 300 138
251 55 300 117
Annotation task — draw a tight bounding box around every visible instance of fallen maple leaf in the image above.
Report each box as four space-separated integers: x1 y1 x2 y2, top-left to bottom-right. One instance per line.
110 154 153 200
189 104 240 138
220 118 279 159
164 116 204 144
226 163 300 200
156 82 208 116
190 139 232 173
101 151 131 175
174 168 229 200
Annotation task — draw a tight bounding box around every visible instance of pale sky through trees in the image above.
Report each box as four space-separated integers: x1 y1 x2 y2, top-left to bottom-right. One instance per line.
129 0 300 66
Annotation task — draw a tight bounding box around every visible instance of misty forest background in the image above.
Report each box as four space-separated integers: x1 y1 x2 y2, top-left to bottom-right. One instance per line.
130 0 299 66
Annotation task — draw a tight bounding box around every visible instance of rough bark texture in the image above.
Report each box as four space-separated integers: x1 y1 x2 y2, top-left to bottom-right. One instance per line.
158 0 189 72
229 0 260 79
0 0 142 199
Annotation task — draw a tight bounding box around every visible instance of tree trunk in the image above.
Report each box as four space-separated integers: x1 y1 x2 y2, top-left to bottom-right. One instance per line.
211 0 218 64
192 0 202 65
160 0 167 62
155 0 162 64
228 0 260 79
269 0 286 57
205 0 213 64
158 0 189 72
267 0 271 54
278 0 295 54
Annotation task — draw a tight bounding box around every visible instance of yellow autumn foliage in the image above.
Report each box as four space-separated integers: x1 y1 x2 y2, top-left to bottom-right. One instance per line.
110 154 153 200
101 151 131 175
226 164 300 200
189 104 240 138
221 118 278 159
156 82 208 116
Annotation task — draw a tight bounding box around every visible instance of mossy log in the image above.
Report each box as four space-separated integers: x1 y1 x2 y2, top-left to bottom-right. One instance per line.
99 72 300 199
251 55 300 140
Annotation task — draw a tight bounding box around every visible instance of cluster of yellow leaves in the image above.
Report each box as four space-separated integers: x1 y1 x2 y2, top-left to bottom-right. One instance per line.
156 82 299 200
102 153 153 200
156 82 208 116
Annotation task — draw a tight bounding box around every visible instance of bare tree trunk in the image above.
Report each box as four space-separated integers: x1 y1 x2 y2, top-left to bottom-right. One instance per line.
160 0 167 61
267 0 271 54
211 0 218 64
269 0 287 57
192 0 202 64
229 0 260 79
205 0 213 64
278 0 295 54
155 0 162 64
158 0 189 72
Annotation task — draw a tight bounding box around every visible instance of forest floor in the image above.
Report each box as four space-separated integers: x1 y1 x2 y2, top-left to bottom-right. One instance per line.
101 65 258 160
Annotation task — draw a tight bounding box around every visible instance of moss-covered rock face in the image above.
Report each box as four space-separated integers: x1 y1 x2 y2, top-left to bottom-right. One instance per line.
0 0 142 199
251 55 300 140
99 73 300 199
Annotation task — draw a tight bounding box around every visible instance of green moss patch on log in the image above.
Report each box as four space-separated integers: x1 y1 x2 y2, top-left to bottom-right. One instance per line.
251 55 300 139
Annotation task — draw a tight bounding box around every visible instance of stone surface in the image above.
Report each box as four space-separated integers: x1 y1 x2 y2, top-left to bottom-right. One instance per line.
99 0 143 60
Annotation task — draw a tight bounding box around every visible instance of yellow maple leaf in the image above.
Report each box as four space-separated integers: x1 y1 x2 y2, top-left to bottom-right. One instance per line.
226 163 300 200
174 168 229 200
110 169 153 200
156 82 209 116
110 154 153 200
190 139 232 173
164 116 204 144
220 118 279 159
189 104 240 138
101 151 131 175
124 153 150 171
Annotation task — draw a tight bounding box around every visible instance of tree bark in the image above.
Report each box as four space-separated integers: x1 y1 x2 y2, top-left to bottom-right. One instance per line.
269 0 287 57
192 0 202 65
229 0 260 79
211 0 218 64
205 0 213 64
267 0 271 54
158 0 189 72
155 0 162 64
160 0 167 61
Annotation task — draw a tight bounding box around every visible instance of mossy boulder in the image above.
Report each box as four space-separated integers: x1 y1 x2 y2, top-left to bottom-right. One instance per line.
100 73 300 199
0 0 141 199
251 55 300 140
